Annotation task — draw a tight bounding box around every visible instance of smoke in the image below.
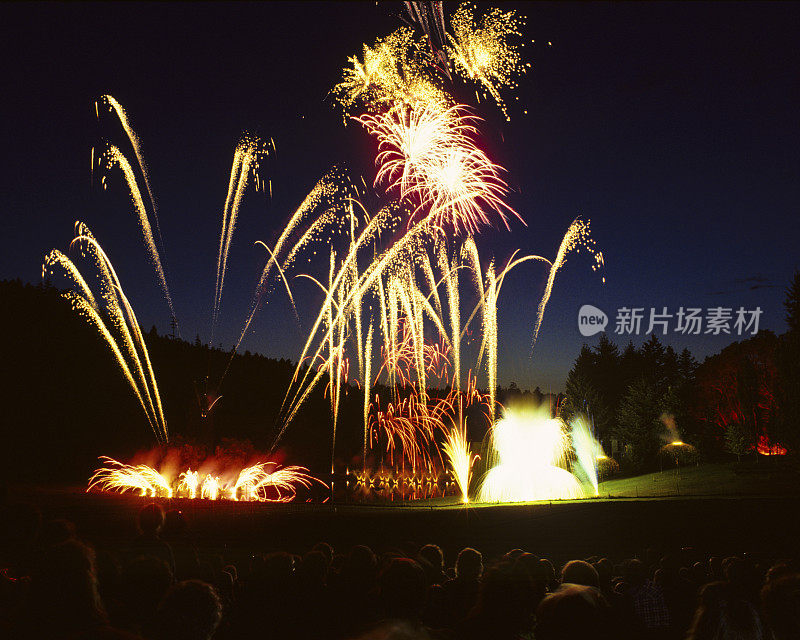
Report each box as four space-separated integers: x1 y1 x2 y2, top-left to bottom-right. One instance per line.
659 413 682 444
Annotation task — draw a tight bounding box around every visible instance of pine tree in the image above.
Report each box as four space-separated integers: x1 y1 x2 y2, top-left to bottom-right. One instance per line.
614 377 663 471
776 270 800 457
784 270 800 333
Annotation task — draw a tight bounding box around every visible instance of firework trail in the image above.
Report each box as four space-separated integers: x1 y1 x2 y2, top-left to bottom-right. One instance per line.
403 1 451 80
43 224 168 443
212 134 266 339
228 169 353 361
100 144 177 330
98 96 179 331
530 218 604 352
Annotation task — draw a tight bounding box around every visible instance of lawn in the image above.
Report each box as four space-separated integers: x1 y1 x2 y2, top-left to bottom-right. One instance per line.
598 460 799 498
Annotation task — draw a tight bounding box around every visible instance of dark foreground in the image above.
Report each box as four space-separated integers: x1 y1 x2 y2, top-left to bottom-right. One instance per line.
5 486 800 639
13 486 800 564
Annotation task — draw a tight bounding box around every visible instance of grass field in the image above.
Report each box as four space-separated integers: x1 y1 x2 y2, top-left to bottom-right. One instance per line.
598 461 799 498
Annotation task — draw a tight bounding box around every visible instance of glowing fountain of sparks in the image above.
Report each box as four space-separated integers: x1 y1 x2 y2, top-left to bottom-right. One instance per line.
478 406 585 502
88 457 173 498
569 415 606 497
88 458 325 503
442 424 478 503
177 470 200 499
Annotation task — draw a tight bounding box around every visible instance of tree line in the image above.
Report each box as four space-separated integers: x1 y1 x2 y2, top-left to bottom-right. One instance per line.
558 272 800 472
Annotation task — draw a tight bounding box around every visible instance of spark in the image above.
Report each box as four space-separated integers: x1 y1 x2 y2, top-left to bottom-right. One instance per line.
447 3 529 120
356 102 522 234
479 406 586 502
100 144 177 326
98 96 178 330
43 224 168 443
442 423 478 503
88 457 172 498
177 470 200 499
212 134 267 337
570 415 605 496
333 27 448 115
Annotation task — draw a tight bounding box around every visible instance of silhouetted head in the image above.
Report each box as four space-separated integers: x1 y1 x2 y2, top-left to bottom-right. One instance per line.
536 583 607 640
539 558 556 588
504 548 525 561
40 518 76 547
298 550 328 588
686 581 763 640
561 560 599 588
345 544 377 585
138 503 166 535
122 555 175 624
594 558 613 587
30 539 107 633
765 563 792 584
455 547 482 580
153 580 222 640
622 558 646 587
379 558 426 620
761 573 800 640
419 544 444 572
312 541 334 566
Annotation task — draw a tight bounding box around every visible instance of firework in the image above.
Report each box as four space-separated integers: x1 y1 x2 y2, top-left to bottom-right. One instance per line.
231 463 323 502
569 415 605 496
43 224 168 443
333 27 447 115
442 423 478 503
88 457 172 498
88 457 325 503
530 218 604 352
356 102 521 234
97 96 178 329
177 470 200 499
447 3 529 120
212 134 267 338
479 406 586 502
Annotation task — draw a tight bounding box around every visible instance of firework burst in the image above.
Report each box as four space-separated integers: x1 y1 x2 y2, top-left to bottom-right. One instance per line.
356 102 521 234
447 3 529 120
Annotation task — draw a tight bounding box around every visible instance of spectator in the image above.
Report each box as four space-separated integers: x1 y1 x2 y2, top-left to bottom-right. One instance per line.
131 504 175 576
686 581 764 640
152 580 222 640
439 547 482 627
561 559 600 588
760 572 800 640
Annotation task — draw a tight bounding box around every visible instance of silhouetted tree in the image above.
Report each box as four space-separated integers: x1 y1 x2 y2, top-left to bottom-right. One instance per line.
725 421 753 461
614 377 663 472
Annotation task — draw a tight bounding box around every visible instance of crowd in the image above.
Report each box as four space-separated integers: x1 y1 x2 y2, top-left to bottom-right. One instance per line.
1 500 799 640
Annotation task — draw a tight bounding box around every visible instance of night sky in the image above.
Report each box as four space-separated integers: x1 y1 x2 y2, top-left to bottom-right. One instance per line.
2 2 798 391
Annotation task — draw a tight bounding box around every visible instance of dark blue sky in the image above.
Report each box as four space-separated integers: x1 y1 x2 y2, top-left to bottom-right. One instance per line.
2 2 798 391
